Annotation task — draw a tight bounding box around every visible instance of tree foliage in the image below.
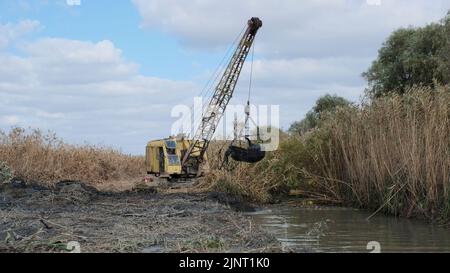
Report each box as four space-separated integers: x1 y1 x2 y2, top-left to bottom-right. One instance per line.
289 94 350 135
363 12 450 97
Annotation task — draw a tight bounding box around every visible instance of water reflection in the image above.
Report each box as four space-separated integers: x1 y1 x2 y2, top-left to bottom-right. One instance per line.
247 206 450 253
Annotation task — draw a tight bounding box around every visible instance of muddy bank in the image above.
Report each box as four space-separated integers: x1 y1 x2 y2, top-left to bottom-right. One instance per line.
0 181 279 253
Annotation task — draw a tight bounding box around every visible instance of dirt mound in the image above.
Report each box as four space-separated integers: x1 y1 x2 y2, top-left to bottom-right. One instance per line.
208 192 256 212
54 181 100 203
0 180 100 208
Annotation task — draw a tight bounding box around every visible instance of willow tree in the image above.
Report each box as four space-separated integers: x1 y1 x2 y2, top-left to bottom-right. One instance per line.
364 12 450 97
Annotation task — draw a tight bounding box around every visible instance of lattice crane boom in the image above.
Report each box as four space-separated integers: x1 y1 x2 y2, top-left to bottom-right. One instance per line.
181 17 263 172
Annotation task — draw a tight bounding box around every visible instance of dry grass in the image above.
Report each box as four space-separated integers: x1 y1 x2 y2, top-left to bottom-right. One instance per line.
311 86 450 219
202 86 450 222
0 127 145 187
200 133 299 203
2 86 447 223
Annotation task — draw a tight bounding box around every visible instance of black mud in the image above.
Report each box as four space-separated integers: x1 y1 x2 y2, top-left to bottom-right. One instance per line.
0 181 279 253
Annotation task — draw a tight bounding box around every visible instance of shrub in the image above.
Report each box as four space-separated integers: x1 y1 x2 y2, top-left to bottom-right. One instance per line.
0 161 13 184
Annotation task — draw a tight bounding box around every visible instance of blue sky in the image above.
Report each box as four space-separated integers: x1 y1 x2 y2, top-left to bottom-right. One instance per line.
0 0 220 79
0 0 449 154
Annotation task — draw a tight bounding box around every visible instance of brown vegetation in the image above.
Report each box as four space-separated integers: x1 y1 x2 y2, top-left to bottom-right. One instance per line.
201 132 299 203
1 87 448 222
0 128 145 188
204 86 450 221
312 86 450 220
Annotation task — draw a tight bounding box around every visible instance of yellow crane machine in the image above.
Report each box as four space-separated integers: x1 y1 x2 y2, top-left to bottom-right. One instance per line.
146 17 263 179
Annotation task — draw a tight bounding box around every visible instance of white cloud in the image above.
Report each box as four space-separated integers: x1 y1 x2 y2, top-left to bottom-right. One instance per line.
133 0 449 58
2 1 450 153
132 0 449 130
230 58 367 128
21 39 139 85
0 31 198 154
35 110 65 119
0 54 34 84
247 57 370 89
0 20 40 49
0 115 20 126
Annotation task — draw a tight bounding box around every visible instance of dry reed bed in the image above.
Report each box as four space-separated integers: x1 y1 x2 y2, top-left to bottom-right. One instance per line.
203 87 449 221
202 133 296 203
314 86 450 219
1 87 448 222
0 128 145 187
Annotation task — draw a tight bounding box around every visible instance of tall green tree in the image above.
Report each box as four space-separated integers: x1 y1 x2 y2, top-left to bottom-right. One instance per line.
289 94 350 135
440 12 450 83
363 12 450 97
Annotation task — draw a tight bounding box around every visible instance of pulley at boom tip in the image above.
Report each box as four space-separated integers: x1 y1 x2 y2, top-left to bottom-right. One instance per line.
248 17 263 35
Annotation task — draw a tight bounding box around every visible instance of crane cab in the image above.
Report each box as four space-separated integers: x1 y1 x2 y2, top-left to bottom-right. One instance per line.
145 137 208 178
